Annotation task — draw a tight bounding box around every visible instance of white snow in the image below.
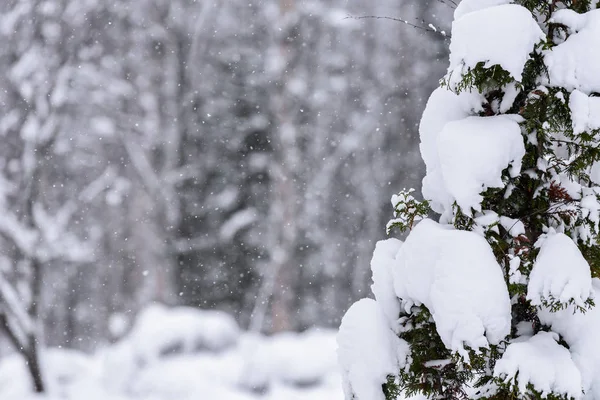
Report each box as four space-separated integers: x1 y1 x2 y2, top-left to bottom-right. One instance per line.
419 87 484 215
527 232 593 309
266 330 339 387
337 298 409 400
590 162 600 186
238 329 339 392
500 81 521 113
545 9 600 94
126 303 240 363
419 88 484 172
436 115 525 213
0 307 343 400
569 89 600 135
494 331 582 399
370 238 403 326
448 4 544 84
453 0 513 20
539 279 600 399
392 219 511 359
499 215 525 237
580 188 600 241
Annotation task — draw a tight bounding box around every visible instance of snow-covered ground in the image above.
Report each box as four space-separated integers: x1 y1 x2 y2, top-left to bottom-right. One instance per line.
0 304 343 400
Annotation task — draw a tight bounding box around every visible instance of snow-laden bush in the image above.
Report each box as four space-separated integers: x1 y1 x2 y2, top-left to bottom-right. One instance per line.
125 303 240 363
99 303 240 393
338 1 600 399
235 329 339 394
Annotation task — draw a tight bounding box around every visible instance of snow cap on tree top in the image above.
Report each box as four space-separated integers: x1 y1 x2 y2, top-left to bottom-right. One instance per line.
448 4 544 86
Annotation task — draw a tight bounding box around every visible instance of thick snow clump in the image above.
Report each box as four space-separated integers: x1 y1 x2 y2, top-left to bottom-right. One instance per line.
539 280 600 399
392 219 511 359
370 238 403 326
420 92 525 215
494 331 582 399
527 232 593 308
436 115 525 213
545 9 600 94
337 298 409 400
449 4 544 85
419 87 484 215
570 89 600 135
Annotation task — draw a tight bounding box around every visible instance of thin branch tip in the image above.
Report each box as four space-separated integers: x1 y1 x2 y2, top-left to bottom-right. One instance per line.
344 14 450 39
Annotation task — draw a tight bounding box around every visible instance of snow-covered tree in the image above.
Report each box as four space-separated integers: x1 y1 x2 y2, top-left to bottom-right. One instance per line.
339 1 600 399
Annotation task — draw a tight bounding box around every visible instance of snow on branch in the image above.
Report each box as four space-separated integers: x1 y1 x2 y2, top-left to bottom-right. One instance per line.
0 272 33 339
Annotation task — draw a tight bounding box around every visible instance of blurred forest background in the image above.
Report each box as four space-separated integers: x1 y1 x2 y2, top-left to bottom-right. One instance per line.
0 0 451 356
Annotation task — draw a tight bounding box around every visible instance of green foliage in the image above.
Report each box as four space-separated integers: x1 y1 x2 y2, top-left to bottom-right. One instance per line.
382 376 402 400
516 0 592 16
452 203 476 230
562 0 594 13
397 306 473 400
538 294 595 313
443 62 516 95
516 0 556 14
493 381 574 400
387 189 431 234
580 242 600 278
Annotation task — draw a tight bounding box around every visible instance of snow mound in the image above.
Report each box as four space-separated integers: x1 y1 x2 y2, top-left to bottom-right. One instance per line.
539 279 600 399
436 115 525 213
569 89 600 135
337 298 409 400
419 87 484 215
0 348 104 400
238 329 340 394
127 303 240 362
494 331 582 399
392 219 511 359
0 327 343 400
527 232 593 309
545 9 600 94
253 329 338 388
449 4 544 84
454 0 513 20
370 238 402 326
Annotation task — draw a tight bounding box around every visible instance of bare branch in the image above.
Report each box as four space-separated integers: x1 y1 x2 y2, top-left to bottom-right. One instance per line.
0 313 25 351
344 14 450 38
440 0 458 7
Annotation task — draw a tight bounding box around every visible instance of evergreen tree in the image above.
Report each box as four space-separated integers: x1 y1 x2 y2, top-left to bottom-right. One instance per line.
339 1 600 399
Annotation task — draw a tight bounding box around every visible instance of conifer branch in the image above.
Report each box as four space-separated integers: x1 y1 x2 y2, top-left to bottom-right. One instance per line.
551 138 600 151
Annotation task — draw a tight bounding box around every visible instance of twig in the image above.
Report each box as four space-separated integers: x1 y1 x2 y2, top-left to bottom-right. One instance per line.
439 0 458 7
344 15 450 38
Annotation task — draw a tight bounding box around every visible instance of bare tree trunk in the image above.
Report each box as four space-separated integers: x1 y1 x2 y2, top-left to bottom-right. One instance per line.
21 153 47 393
249 0 301 333
0 314 44 392
269 164 298 332
24 335 44 393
